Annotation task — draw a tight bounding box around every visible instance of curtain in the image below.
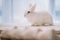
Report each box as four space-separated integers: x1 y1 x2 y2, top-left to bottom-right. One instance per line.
49 0 60 23
2 0 13 23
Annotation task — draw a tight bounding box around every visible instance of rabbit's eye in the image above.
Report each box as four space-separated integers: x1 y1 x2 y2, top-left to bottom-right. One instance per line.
27 11 30 13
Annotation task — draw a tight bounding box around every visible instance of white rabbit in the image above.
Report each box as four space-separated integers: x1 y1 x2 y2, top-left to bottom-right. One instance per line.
24 4 53 26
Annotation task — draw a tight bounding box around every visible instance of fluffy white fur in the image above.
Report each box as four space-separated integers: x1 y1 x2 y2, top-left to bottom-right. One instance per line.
24 4 53 26
36 29 56 40
0 27 55 40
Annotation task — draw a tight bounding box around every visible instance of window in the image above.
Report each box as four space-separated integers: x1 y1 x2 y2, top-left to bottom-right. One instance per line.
2 0 13 23
55 0 60 23
50 0 60 23
0 0 2 22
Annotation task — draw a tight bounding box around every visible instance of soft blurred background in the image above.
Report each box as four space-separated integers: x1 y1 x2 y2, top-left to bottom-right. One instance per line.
0 0 60 26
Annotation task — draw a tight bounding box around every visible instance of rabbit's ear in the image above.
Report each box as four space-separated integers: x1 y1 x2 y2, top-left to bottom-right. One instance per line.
29 4 33 8
30 4 36 12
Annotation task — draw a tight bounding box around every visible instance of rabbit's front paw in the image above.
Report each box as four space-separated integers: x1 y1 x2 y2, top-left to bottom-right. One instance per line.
43 24 53 26
32 24 40 26
49 24 53 26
